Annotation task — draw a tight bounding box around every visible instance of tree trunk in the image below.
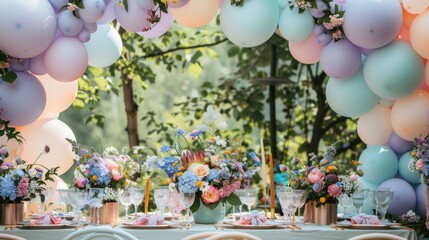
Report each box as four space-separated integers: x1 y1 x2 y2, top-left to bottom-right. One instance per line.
122 73 139 147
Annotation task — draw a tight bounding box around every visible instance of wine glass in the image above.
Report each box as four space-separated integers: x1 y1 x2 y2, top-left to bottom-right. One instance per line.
276 191 291 224
293 189 307 222
120 190 133 220
180 192 195 223
375 190 394 222
154 186 171 218
36 187 52 214
352 190 365 215
285 191 302 226
52 189 65 214
241 188 257 213
234 189 246 220
129 187 144 217
88 188 104 225
338 194 352 218
59 189 70 214
67 189 88 223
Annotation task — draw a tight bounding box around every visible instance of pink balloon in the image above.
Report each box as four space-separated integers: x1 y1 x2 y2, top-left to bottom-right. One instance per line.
0 72 46 126
289 33 324 64
114 0 150 32
137 12 173 38
410 10 429 59
417 79 428 90
357 104 393 145
218 0 224 7
29 53 47 75
425 61 429 87
44 37 88 82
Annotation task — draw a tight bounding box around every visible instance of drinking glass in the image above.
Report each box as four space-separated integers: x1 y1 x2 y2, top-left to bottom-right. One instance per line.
375 187 390 217
294 189 307 221
59 189 70 213
36 187 52 214
120 190 133 220
88 188 104 225
129 187 144 216
285 192 302 225
67 189 88 223
338 194 352 218
276 191 291 224
154 187 171 218
352 190 365 215
180 192 195 222
52 189 64 213
235 189 246 219
375 190 394 222
241 188 257 213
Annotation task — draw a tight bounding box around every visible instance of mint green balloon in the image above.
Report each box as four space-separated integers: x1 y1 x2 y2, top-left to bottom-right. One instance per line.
364 41 424 100
326 70 379 118
279 7 314 42
398 151 420 184
359 145 398 184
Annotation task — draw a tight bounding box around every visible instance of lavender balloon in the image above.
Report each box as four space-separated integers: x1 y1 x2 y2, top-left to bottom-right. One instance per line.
78 28 91 43
167 0 190 8
29 53 48 75
136 0 155 10
79 0 106 23
317 32 332 46
313 25 324 36
84 22 98 33
320 38 361 79
97 0 115 24
57 10 84 37
415 184 426 217
9 58 30 72
138 12 174 38
310 0 328 18
49 0 68 12
389 132 413 154
379 178 416 216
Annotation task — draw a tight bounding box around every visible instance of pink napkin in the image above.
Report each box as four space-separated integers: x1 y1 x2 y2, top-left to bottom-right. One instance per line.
351 215 380 225
30 213 62 225
239 211 267 225
135 214 164 225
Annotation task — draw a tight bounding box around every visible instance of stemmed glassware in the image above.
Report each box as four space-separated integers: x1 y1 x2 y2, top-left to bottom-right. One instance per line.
52 189 64 213
352 190 365 215
58 189 70 213
338 194 352 218
120 189 132 220
36 187 52 214
88 188 104 225
240 188 257 213
276 186 292 224
285 191 302 226
129 187 144 216
293 189 307 222
154 186 171 218
234 189 247 220
68 189 88 223
375 190 394 222
180 192 195 224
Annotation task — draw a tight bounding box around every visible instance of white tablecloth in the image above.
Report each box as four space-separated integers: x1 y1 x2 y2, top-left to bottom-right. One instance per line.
0 223 417 240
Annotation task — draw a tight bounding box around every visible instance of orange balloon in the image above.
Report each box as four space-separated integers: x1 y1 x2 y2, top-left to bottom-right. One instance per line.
402 6 417 29
170 0 219 28
391 89 429 140
397 27 410 42
357 105 393 146
410 10 429 59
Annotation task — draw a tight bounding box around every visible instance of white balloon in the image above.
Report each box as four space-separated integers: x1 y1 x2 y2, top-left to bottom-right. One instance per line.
114 0 150 32
58 10 84 37
0 0 57 58
84 22 98 33
79 0 106 23
85 24 122 68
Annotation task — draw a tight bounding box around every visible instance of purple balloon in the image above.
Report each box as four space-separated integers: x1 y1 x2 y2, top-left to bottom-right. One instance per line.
137 12 173 38
97 0 115 24
415 183 426 217
49 0 68 12
78 28 91 43
379 178 416 216
310 0 328 18
388 132 413 155
29 53 47 75
360 47 374 56
9 58 30 72
313 25 324 36
320 38 361 79
317 33 332 46
84 22 98 33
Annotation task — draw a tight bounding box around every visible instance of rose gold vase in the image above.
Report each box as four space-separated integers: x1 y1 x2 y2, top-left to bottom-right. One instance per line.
90 201 119 224
314 203 337 225
0 203 24 225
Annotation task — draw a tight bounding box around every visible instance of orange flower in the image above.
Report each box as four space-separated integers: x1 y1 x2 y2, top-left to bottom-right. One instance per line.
196 180 202 187
327 166 336 172
320 197 326 203
225 149 232 155
177 172 183 177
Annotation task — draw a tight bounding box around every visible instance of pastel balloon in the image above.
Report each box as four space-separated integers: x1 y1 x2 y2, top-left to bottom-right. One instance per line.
426 62 429 87
135 0 155 9
313 25 324 36
98 0 116 24
379 178 416 216
418 79 428 90
359 177 379 215
29 53 48 75
310 0 328 18
359 145 398 184
21 118 76 175
388 132 413 154
114 0 150 32
9 58 30 72
84 24 122 68
0 72 46 126
410 10 429 59
220 0 279 47
78 28 91 43
391 89 429 140
402 4 417 29
402 0 429 14
320 38 361 79
36 74 78 115
397 27 410 42
45 37 88 82
0 0 57 58
278 8 314 42
277 0 288 9
166 0 190 8
289 33 324 64
0 136 23 162
79 0 106 23
49 0 68 12
171 0 219 28
357 105 393 146
415 184 427 217
138 12 174 38
326 70 379 118
364 41 423 100
46 175 68 190
343 0 403 49
57 10 84 37
398 152 421 184
379 98 395 108
84 22 98 33
317 33 332 47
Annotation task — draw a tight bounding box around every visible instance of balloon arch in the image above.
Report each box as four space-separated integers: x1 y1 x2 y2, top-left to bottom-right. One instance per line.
0 0 428 216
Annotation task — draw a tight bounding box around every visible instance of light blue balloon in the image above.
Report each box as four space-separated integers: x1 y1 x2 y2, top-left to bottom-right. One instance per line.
220 0 279 48
364 41 424 100
326 70 379 118
278 7 314 42
359 145 398 184
398 152 421 184
84 24 122 68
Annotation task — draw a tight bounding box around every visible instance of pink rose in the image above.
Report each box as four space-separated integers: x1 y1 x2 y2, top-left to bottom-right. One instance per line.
307 167 325 184
75 177 88 188
350 174 358 182
111 169 121 181
328 183 342 198
416 159 424 171
104 159 119 171
202 186 220 204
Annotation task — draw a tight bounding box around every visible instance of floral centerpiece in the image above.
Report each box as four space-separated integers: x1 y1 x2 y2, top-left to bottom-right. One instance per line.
409 135 429 185
144 106 260 215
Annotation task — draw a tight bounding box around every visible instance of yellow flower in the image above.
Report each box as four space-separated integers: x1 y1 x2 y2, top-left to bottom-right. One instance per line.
327 166 336 172
172 163 177 167
91 175 98 181
124 170 129 179
236 148 242 153
196 180 202 188
210 136 215 141
177 172 183 177
320 197 326 203
411 152 415 157
225 149 232 155
125 179 130 186
162 179 170 185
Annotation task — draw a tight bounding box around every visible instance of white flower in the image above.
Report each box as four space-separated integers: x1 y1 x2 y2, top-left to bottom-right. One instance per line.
103 187 121 201
197 124 210 133
144 156 164 171
215 121 227 130
200 181 209 192
215 136 226 147
203 105 222 124
169 183 176 192
103 146 119 156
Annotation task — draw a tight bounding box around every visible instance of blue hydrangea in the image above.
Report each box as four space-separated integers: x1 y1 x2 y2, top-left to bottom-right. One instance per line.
14 169 24 178
336 182 342 188
177 128 185 136
0 175 17 200
160 157 179 178
160 145 172 153
207 169 220 182
178 171 198 193
90 164 111 186
219 170 231 179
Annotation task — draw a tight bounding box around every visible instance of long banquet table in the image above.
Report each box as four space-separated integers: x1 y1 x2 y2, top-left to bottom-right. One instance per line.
0 223 417 240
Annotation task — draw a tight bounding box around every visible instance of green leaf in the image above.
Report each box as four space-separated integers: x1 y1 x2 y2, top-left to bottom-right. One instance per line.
73 99 85 109
226 193 241 206
190 192 201 212
123 0 129 12
203 200 220 210
190 50 203 64
2 71 17 83
188 63 203 78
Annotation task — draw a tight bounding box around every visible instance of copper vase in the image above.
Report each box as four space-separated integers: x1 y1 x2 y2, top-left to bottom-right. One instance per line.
90 201 119 224
314 203 338 225
0 203 24 225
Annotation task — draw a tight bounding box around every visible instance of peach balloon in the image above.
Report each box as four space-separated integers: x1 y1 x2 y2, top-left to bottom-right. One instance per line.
397 27 410 42
289 33 324 64
357 105 393 146
35 74 78 116
20 118 76 175
170 0 219 28
410 10 429 59
0 135 24 162
402 0 429 14
391 90 429 141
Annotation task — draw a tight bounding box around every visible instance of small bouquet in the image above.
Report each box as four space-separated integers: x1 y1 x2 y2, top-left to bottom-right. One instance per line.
68 140 141 201
144 105 260 211
408 135 429 185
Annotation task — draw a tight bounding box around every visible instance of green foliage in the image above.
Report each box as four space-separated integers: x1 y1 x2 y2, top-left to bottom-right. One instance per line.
0 51 17 84
0 119 22 143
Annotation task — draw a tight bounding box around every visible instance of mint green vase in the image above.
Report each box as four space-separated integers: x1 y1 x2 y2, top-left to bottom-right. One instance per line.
193 200 226 224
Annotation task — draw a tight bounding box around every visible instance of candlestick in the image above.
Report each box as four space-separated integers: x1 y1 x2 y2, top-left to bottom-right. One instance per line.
144 178 150 214
269 152 275 219
260 138 267 217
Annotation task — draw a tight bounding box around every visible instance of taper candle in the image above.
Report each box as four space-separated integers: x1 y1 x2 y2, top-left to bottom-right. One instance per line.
144 178 150 214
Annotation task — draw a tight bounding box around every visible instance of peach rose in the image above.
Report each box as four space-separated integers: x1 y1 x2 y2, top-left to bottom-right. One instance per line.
307 167 325 184
104 159 119 171
202 186 220 204
210 155 222 166
111 169 121 181
416 159 424 171
350 173 358 182
192 164 210 178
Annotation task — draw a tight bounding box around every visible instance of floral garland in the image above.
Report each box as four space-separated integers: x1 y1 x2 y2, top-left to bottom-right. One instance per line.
409 134 429 185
